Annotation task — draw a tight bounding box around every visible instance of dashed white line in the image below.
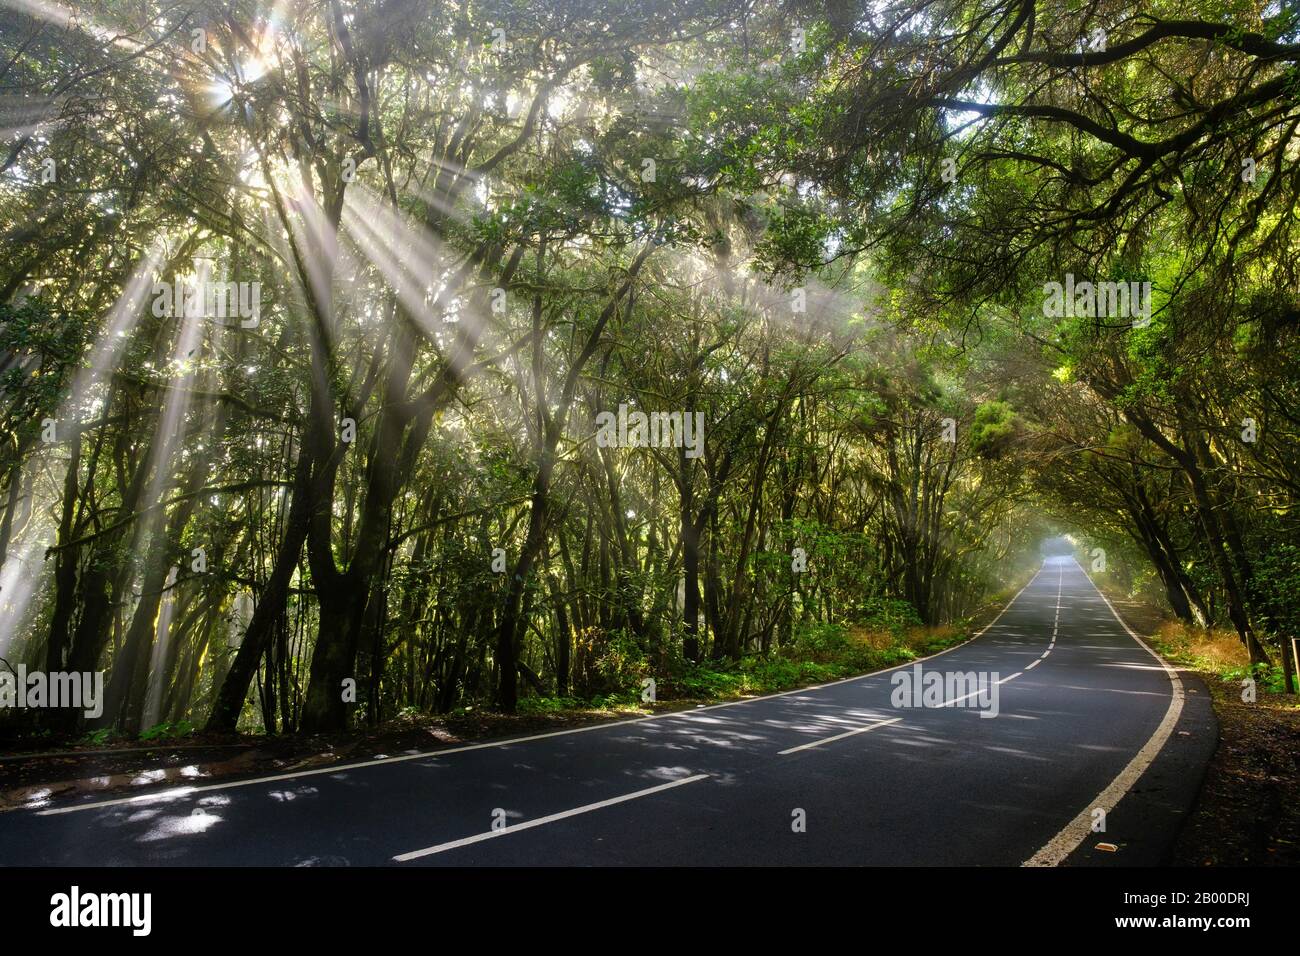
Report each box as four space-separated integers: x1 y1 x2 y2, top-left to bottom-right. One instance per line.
777 717 902 755
392 773 710 861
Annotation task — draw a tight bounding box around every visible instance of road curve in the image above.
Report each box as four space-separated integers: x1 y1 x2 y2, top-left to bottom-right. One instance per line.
0 557 1216 866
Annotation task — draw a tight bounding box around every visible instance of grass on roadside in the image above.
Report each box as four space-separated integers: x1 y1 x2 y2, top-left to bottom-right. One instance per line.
511 620 970 716
1150 620 1298 699
29 616 975 744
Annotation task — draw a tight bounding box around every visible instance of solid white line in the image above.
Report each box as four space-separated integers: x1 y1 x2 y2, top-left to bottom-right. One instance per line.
391 773 710 861
45 570 1051 817
776 717 902 755
1023 559 1185 867
34 721 664 815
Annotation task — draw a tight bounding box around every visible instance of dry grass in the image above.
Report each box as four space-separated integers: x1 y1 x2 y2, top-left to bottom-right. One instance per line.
1154 620 1250 673
846 625 897 652
904 624 960 651
842 624 960 655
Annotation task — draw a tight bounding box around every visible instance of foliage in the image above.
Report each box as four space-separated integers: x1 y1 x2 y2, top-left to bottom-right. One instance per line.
138 721 197 742
2 0 1296 746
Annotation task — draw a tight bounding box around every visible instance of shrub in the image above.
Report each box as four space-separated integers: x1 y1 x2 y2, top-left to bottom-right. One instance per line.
139 720 196 741
577 629 650 697
847 596 924 636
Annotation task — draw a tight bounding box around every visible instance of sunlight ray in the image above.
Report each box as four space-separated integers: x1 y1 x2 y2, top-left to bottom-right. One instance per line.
1 0 142 49
0 245 163 656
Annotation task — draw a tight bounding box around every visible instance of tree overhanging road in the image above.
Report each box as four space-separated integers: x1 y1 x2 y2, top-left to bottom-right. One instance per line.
0 558 1215 867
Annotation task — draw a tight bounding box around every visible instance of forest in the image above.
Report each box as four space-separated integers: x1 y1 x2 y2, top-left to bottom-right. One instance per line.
1 0 1297 741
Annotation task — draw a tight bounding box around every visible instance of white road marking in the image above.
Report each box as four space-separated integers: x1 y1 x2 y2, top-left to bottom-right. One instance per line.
34 722 670 816
777 717 902 755
940 570 1059 701
1014 564 1063 677
999 565 1061 689
1023 559 1185 867
392 773 710 861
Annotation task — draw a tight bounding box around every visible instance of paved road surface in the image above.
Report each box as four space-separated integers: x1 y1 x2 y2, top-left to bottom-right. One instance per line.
0 557 1215 866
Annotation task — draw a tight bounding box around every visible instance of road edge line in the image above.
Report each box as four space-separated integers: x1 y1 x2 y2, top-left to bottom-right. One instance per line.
37 568 1047 816
1022 559 1185 867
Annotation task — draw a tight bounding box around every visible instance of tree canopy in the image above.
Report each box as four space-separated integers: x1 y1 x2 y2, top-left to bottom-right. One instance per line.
1 0 1296 737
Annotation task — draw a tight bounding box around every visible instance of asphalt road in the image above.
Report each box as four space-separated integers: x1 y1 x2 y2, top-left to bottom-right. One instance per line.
0 557 1216 866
